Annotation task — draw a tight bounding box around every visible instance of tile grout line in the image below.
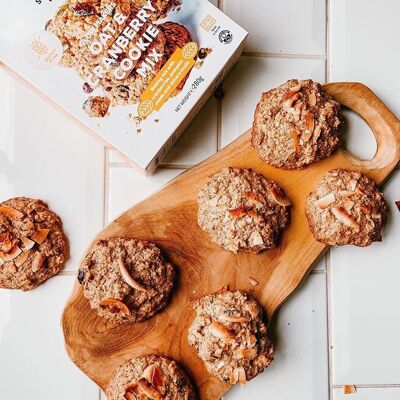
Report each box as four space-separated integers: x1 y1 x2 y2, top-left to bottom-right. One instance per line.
333 384 400 389
103 147 110 227
243 51 326 60
326 0 332 83
326 250 334 400
325 1 333 399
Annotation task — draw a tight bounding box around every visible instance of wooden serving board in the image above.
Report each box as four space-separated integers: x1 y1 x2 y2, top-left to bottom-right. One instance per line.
62 83 400 399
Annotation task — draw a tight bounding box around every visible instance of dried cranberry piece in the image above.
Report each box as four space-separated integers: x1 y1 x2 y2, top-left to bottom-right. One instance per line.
73 2 96 16
83 82 94 94
198 48 208 59
77 269 86 284
116 52 127 63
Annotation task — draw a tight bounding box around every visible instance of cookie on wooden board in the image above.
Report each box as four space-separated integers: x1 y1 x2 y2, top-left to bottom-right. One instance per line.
106 354 197 400
188 290 274 384
0 197 67 291
306 169 387 246
78 238 176 324
252 79 342 169
197 167 291 253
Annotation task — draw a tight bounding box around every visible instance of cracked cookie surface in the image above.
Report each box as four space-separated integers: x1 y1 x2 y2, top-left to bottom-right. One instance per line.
0 197 67 291
106 354 197 400
188 290 274 384
78 238 176 324
306 169 387 246
197 167 291 253
252 79 342 169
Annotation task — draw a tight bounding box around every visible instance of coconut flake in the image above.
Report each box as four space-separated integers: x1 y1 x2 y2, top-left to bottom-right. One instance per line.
99 298 131 317
14 251 29 268
0 205 23 220
119 259 148 292
208 321 236 343
31 228 50 244
270 187 291 207
331 207 360 230
315 193 336 209
21 237 35 251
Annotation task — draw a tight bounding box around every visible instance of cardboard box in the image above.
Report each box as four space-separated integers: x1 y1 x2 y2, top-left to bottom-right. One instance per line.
0 0 247 173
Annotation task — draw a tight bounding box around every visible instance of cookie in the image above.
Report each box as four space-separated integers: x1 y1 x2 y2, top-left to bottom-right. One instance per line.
305 169 387 246
188 290 274 384
78 238 176 324
197 167 291 253
159 22 192 94
0 197 67 291
106 355 196 400
252 79 342 169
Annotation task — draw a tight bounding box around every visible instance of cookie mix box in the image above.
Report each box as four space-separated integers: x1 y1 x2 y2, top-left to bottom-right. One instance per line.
0 0 247 173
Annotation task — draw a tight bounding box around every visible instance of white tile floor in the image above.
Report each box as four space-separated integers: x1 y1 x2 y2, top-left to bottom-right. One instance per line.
1 1 400 399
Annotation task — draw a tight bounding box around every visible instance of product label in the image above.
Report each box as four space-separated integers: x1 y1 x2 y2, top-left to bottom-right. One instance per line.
138 42 198 118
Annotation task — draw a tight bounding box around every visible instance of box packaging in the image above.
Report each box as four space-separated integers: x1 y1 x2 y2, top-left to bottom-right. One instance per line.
0 0 247 173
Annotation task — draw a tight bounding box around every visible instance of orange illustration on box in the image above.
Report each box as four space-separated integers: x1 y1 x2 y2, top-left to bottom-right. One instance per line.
138 42 198 118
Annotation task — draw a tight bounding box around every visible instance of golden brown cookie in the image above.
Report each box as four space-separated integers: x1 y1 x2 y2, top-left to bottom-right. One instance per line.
306 169 387 246
0 197 67 291
188 290 274 384
197 167 291 253
78 238 176 324
252 79 342 169
106 355 197 400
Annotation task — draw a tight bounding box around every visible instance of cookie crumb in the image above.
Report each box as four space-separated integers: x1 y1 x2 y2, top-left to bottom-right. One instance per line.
343 385 357 394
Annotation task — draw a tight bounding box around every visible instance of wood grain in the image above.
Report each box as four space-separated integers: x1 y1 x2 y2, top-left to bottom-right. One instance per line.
62 83 400 399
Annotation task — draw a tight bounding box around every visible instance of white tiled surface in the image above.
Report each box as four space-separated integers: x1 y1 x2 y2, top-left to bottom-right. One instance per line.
0 72 105 273
225 274 329 400
1 1 400 400
223 0 326 55
0 276 99 400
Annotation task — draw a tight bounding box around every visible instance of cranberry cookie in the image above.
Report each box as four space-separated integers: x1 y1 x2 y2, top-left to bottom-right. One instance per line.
306 169 387 246
197 167 291 253
188 290 274 384
0 197 67 291
252 79 342 169
106 355 196 400
78 238 176 324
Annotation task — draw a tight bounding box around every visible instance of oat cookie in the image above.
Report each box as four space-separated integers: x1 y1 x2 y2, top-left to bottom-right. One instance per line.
306 169 387 246
197 167 291 253
0 197 67 291
252 79 342 169
159 22 192 94
188 290 274 384
106 355 196 400
78 238 175 324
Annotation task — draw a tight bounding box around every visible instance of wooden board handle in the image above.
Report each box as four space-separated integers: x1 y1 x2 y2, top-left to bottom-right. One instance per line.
324 82 400 179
